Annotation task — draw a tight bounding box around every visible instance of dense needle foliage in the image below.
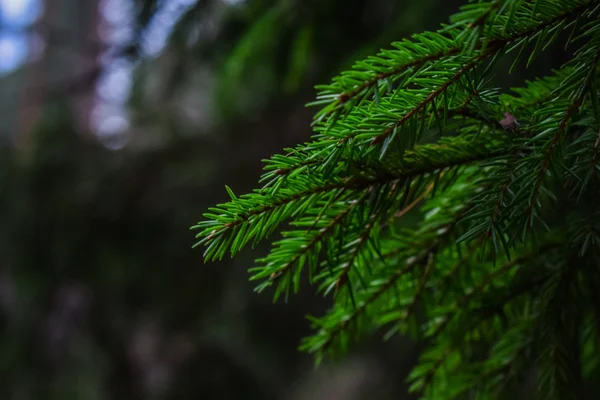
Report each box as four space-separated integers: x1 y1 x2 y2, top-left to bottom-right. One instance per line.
192 0 600 397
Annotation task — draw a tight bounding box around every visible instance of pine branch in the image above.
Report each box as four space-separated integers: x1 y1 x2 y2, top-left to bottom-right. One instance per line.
410 249 559 399
313 0 597 122
256 2 599 204
429 237 486 304
525 38 600 229
260 192 363 285
315 239 443 354
370 56 485 145
428 247 545 338
304 183 481 356
333 215 379 292
192 1 600 397
194 136 505 262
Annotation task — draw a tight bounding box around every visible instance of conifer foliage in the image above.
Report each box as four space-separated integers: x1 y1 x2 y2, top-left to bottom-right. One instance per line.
192 0 600 397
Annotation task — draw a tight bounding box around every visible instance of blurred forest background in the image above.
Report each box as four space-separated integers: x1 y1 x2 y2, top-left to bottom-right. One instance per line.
0 0 567 399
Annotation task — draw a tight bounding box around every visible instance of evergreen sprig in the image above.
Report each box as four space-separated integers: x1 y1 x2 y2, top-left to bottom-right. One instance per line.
192 0 600 397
